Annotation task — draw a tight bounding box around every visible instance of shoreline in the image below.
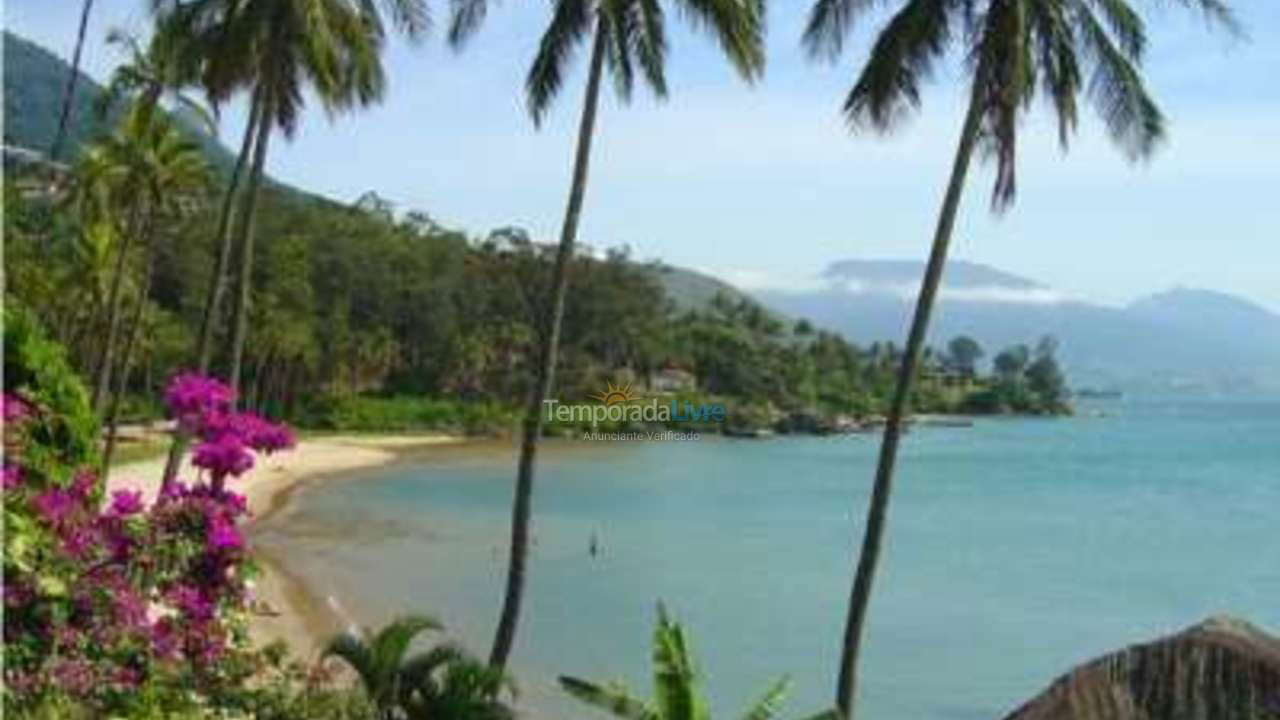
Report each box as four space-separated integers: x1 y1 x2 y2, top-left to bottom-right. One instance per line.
109 433 470 658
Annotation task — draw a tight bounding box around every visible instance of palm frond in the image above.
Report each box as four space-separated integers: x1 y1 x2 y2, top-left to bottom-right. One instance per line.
448 0 494 48
632 0 669 97
604 0 638 101
1029 0 1081 148
399 642 469 689
323 631 380 696
843 0 953 131
173 95 219 135
1080 0 1145 58
739 675 790 720
367 0 431 40
801 0 882 61
370 613 443 674
525 0 594 126
1071 2 1164 161
1163 0 1241 35
969 0 1036 209
673 0 766 81
560 676 658 720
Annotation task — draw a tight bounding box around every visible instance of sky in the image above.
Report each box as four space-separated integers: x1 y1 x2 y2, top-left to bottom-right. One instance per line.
6 1 1280 311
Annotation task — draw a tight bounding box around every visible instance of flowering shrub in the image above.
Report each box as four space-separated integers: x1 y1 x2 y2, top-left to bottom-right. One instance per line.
2 373 294 715
166 373 295 488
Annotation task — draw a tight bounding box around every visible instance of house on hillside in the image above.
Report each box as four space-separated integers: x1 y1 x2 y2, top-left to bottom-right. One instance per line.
649 366 696 394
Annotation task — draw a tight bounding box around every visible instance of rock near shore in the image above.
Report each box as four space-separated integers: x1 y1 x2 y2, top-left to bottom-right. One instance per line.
1003 616 1280 720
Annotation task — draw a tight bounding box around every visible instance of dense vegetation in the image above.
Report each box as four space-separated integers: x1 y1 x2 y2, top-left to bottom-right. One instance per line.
4 165 1068 436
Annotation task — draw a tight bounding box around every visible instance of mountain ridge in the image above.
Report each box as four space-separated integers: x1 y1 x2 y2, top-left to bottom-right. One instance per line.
758 260 1280 390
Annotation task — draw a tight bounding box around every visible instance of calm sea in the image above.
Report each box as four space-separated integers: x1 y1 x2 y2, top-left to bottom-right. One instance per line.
253 396 1280 719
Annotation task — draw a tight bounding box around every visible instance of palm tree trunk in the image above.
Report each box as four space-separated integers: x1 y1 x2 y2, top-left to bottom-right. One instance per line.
51 0 96 161
91 205 142 415
833 82 986 719
227 93 275 400
197 90 262 372
103 220 156 476
160 91 262 490
488 18 608 670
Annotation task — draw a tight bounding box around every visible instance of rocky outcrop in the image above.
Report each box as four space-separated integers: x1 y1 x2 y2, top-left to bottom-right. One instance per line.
1003 616 1280 720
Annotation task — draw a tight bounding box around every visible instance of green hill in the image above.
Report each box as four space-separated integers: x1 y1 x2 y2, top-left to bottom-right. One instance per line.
644 263 758 313
2 31 104 156
2 30 757 315
4 30 235 177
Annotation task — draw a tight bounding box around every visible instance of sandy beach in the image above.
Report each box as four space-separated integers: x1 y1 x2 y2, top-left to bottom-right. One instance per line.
109 433 466 658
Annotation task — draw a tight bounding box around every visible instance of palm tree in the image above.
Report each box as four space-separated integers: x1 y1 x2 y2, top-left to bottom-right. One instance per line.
560 604 834 720
323 614 445 719
98 112 210 473
151 0 425 486
447 0 766 670
800 0 1237 716
96 25 216 135
51 0 97 161
83 26 215 417
77 141 144 415
160 0 427 398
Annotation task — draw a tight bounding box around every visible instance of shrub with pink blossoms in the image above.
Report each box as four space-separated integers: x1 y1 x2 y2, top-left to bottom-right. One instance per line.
2 376 294 715
165 373 295 488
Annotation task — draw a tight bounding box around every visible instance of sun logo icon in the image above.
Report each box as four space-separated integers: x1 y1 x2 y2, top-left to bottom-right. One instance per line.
589 381 639 406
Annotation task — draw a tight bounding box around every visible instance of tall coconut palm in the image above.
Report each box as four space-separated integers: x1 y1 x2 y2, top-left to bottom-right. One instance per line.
76 146 142 416
448 0 766 670
98 112 210 472
160 0 428 398
85 27 214 416
51 0 97 161
801 0 1237 716
560 604 835 720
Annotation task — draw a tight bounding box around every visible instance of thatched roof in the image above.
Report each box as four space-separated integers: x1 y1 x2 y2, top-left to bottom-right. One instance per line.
1003 616 1280 720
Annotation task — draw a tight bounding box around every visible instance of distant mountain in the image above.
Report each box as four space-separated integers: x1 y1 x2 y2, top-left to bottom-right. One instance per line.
824 259 1044 290
647 263 755 312
2 31 239 174
757 261 1280 390
1129 288 1280 337
3 31 103 156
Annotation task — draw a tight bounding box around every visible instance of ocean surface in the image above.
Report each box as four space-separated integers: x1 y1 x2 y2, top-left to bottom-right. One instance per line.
253 396 1280 719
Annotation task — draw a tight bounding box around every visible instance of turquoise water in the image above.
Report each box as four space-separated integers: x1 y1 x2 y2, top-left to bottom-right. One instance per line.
254 396 1280 719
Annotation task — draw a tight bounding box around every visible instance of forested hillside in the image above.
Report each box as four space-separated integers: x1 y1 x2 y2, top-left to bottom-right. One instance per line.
3 31 238 174
3 31 1069 433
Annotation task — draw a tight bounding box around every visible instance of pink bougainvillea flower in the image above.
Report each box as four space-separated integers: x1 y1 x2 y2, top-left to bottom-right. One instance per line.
165 372 235 432
206 515 244 552
2 462 22 490
168 584 216 621
109 489 145 516
33 488 75 525
233 412 297 454
192 435 254 479
70 470 97 500
2 392 32 424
